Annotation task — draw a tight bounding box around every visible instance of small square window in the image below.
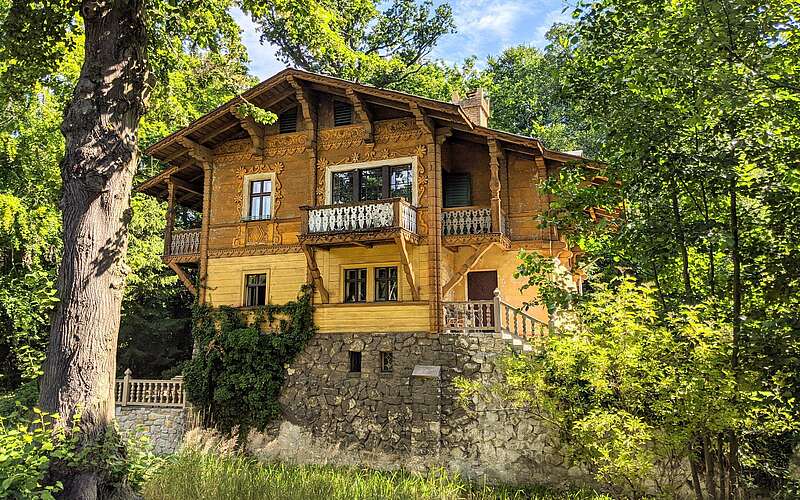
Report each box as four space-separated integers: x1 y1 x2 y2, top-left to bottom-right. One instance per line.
244 273 267 306
380 351 393 373
375 266 398 302
278 107 298 133
349 351 362 373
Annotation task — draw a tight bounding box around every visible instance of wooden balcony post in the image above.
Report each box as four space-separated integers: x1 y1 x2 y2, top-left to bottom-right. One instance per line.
488 138 502 233
164 179 176 257
493 288 502 333
392 198 400 227
121 368 132 407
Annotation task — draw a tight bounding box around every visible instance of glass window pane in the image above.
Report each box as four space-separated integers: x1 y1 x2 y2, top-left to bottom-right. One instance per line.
375 266 398 302
263 179 272 194
251 181 261 194
261 194 271 219
332 171 354 204
390 165 412 201
249 197 261 219
359 168 383 201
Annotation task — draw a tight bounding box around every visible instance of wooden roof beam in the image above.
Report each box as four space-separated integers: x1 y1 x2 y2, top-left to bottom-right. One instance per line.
231 107 266 155
178 137 212 165
346 88 373 143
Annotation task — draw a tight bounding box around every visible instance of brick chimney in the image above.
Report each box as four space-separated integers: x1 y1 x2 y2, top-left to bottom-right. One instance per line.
454 89 490 127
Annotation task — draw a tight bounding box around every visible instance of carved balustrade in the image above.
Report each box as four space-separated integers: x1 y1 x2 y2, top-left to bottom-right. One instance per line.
169 229 200 256
441 207 493 235
300 198 418 245
115 369 185 408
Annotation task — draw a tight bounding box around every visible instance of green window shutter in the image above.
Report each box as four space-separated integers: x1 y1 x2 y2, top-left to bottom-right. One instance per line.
278 107 298 133
333 101 353 126
444 173 471 208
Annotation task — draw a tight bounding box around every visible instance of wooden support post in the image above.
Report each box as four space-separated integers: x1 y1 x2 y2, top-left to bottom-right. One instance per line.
302 244 329 303
488 138 502 233
492 288 502 333
395 234 420 301
164 179 176 257
198 163 213 305
441 242 495 297
168 261 197 296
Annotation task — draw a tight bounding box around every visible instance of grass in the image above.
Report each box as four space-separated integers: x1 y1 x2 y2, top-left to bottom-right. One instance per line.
142 451 611 500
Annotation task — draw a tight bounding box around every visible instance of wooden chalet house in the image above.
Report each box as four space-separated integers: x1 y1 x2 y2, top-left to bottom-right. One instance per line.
138 69 581 337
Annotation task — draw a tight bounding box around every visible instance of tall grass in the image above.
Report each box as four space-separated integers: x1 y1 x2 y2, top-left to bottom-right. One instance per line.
142 451 610 500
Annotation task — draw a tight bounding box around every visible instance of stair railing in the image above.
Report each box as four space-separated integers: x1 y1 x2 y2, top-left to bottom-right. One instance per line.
492 289 549 341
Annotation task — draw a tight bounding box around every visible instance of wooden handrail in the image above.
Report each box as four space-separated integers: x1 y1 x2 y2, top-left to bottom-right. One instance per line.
115 369 185 408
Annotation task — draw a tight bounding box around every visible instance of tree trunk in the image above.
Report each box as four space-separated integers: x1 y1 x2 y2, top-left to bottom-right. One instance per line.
669 175 693 300
728 177 742 499
38 1 149 498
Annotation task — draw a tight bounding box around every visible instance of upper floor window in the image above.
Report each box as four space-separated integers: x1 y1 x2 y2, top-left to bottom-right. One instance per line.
333 100 353 126
344 268 367 303
330 164 412 205
244 273 267 306
443 172 471 208
248 179 272 221
375 266 398 302
278 107 298 133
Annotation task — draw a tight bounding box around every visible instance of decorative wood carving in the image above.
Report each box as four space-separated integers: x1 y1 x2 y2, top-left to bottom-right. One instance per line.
374 118 422 143
319 125 364 151
266 133 306 157
232 108 266 155
299 227 421 247
233 161 285 220
442 233 511 250
208 244 302 258
346 88 373 143
178 137 212 165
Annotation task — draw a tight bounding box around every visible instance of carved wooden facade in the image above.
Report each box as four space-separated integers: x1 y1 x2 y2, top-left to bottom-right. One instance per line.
139 69 583 332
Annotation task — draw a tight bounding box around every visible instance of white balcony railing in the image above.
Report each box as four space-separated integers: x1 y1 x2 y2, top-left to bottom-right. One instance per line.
302 198 417 235
442 207 492 236
169 229 200 255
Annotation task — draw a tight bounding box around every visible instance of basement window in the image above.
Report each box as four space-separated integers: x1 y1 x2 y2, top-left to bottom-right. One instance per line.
278 107 298 133
349 351 362 373
334 100 354 126
380 351 393 373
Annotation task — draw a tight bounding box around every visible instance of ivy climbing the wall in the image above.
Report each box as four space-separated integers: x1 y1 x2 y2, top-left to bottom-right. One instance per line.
183 285 315 433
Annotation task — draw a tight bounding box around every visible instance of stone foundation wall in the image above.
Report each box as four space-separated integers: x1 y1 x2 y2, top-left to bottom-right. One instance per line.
115 405 186 454
271 331 584 488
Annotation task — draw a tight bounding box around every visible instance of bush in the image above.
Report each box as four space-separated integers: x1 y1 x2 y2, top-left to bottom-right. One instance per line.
0 407 71 499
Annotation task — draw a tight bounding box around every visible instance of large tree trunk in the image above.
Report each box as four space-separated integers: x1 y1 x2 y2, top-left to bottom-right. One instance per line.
38 1 149 498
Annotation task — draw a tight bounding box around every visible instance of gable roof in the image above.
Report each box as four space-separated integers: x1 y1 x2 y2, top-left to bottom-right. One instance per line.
138 68 586 207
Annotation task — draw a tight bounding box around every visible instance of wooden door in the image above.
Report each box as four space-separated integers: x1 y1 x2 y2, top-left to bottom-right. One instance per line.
467 270 498 301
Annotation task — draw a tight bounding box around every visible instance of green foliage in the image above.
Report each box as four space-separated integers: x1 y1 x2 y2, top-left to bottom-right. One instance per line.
250 0 456 94
514 251 579 315
236 101 277 126
0 406 165 498
183 285 316 433
0 408 69 499
143 450 610 500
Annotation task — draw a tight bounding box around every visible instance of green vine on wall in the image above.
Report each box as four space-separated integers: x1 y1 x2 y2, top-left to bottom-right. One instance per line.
182 285 315 433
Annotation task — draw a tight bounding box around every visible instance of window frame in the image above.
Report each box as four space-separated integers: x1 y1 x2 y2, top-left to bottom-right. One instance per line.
343 267 368 303
326 156 418 206
241 172 275 221
243 272 268 307
374 266 399 302
380 351 393 373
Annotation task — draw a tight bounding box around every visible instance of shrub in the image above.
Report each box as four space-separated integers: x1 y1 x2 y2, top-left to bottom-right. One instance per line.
0 407 71 499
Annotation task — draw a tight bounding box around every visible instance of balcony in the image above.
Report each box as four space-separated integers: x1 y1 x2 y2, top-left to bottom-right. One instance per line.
441 207 510 249
299 198 420 247
164 228 200 262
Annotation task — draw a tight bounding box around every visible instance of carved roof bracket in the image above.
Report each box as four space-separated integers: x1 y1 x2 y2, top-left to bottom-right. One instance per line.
288 76 315 146
346 88 373 143
435 127 453 145
178 137 213 166
409 102 433 136
231 108 266 155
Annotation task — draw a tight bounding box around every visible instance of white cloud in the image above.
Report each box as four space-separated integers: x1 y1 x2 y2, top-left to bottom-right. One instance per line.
231 8 289 80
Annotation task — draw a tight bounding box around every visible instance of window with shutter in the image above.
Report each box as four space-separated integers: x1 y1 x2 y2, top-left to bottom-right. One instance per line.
443 173 471 207
333 100 353 126
278 107 298 133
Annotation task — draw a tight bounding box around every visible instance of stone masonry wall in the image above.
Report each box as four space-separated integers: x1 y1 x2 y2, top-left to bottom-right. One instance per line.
268 332 586 489
115 405 186 454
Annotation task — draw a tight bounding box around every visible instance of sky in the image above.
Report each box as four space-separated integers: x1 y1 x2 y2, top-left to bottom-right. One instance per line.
232 0 570 80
